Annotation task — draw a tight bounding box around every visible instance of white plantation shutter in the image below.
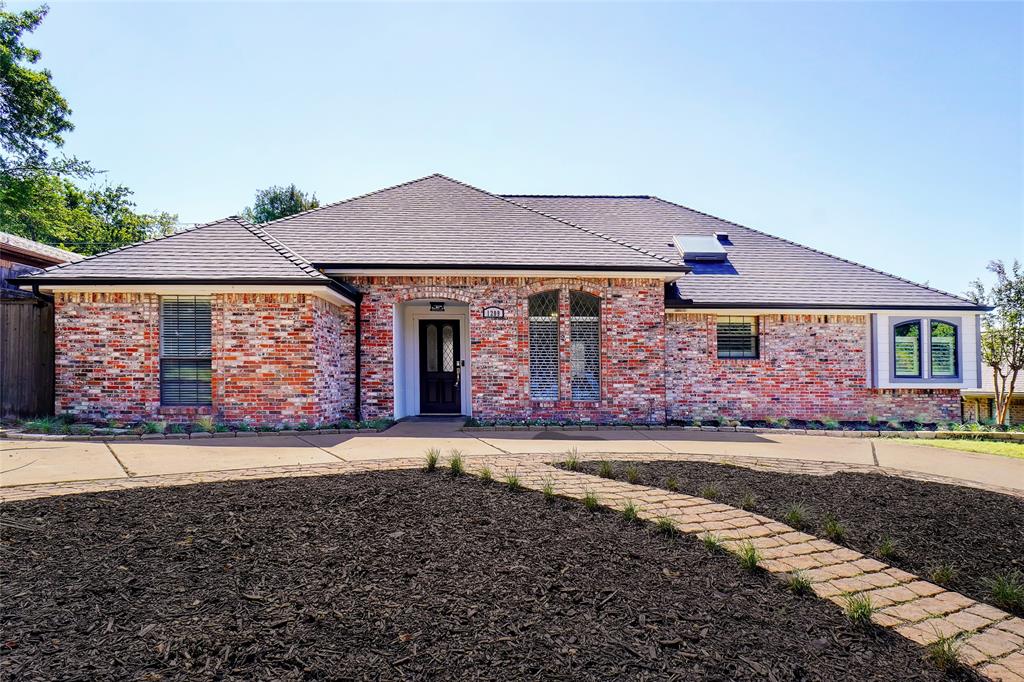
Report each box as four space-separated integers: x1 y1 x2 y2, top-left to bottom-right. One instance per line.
570 292 600 400
893 321 921 378
160 296 212 405
930 321 957 377
529 291 559 400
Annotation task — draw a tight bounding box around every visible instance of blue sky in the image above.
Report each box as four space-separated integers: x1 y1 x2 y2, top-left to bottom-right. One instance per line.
17 1 1023 297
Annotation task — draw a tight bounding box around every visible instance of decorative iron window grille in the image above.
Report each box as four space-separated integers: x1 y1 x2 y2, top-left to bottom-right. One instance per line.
160 296 212 406
528 291 559 400
716 316 759 359
570 291 600 400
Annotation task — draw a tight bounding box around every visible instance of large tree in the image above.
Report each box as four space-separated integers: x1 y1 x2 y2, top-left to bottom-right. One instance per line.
241 184 319 224
0 3 176 253
968 260 1024 425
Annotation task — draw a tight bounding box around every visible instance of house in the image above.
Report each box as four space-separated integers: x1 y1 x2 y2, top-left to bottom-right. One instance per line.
962 368 1024 425
12 174 987 427
1 231 83 298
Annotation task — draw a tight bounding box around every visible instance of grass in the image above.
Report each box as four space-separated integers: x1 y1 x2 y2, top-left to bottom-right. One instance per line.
654 517 676 537
901 438 1024 461
785 571 812 595
21 417 70 435
699 483 720 500
843 593 875 626
929 563 959 587
424 448 440 472
562 448 580 471
984 571 1024 612
624 464 641 484
479 465 493 484
542 479 555 501
821 513 846 542
582 491 600 511
875 536 900 561
925 632 964 672
621 501 640 523
597 460 614 479
504 473 521 491
701 533 723 552
447 450 465 477
193 416 215 433
739 491 757 511
783 502 809 529
737 541 761 571
665 476 680 492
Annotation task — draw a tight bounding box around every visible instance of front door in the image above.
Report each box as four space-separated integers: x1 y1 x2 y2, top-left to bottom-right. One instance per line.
419 319 461 414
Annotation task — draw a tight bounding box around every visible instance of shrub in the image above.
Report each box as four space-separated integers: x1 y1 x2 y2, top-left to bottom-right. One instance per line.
737 541 761 571
234 421 253 432
597 460 614 479
624 464 641 484
621 501 640 523
213 422 231 433
424 448 440 472
193 416 215 433
887 419 904 431
542 479 555 500
582 491 599 511
167 423 186 434
783 503 809 529
929 563 958 587
68 423 94 435
740 491 757 511
875 536 899 560
142 421 166 434
984 571 1024 612
822 418 840 430
925 632 964 672
296 421 313 431
843 593 874 625
655 517 676 536
504 473 521 491
699 483 720 500
562 448 580 471
867 415 880 427
21 417 69 435
822 514 846 542
665 477 680 492
691 419 702 428
785 571 812 595
701 533 723 552
479 465 493 484
447 449 465 477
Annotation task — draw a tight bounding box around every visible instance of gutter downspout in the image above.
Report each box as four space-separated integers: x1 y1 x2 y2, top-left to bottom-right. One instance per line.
353 292 363 423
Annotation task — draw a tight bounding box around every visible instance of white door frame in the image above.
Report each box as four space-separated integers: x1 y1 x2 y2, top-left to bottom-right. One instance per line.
394 301 471 418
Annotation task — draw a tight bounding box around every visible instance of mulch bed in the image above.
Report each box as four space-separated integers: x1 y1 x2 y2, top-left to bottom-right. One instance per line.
564 460 1024 616
0 472 974 680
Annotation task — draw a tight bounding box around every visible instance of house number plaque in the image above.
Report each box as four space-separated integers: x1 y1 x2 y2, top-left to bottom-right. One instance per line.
482 306 505 319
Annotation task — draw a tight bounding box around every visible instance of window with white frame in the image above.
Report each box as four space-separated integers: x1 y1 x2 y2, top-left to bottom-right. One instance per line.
570 291 600 400
716 316 759 359
528 291 559 400
160 296 212 405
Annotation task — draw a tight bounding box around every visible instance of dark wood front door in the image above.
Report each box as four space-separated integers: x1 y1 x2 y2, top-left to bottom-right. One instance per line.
419 319 461 414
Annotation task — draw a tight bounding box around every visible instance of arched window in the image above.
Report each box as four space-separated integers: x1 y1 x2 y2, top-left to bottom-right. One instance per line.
893 320 921 378
528 291 559 400
930 320 958 378
570 291 600 400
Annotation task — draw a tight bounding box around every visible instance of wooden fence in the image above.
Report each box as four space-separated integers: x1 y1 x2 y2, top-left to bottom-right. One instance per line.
0 296 54 418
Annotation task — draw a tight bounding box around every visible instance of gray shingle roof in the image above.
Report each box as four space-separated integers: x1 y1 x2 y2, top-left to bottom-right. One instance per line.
0 231 84 264
505 195 982 310
261 174 685 271
20 217 329 283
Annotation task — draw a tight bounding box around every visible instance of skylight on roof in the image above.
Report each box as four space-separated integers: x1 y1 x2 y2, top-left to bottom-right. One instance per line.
673 235 728 262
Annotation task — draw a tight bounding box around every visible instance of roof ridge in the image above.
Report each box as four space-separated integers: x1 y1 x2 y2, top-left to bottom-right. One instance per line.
257 173 448 229
430 174 684 268
649 196 981 307
233 217 325 279
22 216 243 277
500 194 652 199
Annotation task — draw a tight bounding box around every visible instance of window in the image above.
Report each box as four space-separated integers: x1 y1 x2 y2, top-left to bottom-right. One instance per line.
893 320 922 378
160 296 212 405
570 291 600 400
930 320 958 378
717 316 759 359
528 291 559 400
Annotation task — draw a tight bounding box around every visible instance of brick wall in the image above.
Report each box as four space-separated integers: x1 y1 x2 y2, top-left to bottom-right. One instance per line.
351 276 667 423
666 313 960 422
54 292 355 426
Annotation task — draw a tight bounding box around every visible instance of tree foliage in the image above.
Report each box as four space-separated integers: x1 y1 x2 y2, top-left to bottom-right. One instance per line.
0 3 175 254
968 260 1024 425
241 184 319 224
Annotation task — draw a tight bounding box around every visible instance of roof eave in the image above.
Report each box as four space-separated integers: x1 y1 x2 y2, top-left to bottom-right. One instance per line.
664 299 992 312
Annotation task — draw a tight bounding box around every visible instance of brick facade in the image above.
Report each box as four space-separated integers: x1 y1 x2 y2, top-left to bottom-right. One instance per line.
666 313 960 423
54 292 354 426
352 276 667 423
53 284 964 426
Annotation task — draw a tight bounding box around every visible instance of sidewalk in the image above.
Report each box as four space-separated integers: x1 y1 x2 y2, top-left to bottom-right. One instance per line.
3 426 1022 496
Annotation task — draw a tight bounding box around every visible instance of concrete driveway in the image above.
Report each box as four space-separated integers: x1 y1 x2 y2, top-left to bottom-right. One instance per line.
2 427 1022 494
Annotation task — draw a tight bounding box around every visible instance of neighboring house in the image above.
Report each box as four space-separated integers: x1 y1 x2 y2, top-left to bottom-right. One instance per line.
12 174 987 426
962 367 1024 425
1 232 83 417
1 231 83 298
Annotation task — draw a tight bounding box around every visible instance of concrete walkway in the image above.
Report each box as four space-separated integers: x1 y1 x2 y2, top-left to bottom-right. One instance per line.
2 424 1023 494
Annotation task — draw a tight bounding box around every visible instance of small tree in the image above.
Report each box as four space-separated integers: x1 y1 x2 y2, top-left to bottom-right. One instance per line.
241 184 319 224
968 260 1024 425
